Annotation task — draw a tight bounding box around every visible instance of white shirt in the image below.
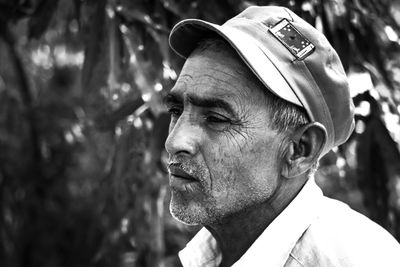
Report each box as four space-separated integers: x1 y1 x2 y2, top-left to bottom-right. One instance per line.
179 178 400 266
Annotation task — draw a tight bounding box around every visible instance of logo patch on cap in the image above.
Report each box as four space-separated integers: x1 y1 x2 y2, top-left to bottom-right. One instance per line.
269 19 315 60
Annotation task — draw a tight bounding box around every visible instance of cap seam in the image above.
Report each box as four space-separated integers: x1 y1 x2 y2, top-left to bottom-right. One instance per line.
294 60 335 149
299 57 336 145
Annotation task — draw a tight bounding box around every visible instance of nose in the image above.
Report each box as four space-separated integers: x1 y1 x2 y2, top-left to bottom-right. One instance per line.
165 114 199 157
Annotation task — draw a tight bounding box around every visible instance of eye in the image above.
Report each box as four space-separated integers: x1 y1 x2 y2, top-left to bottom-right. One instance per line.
205 113 231 124
167 106 183 118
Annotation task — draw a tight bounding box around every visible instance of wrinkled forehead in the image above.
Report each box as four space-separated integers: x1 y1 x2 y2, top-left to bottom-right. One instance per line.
172 46 268 106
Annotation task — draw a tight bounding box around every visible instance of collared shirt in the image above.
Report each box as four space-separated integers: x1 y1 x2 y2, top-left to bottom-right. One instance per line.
179 178 400 267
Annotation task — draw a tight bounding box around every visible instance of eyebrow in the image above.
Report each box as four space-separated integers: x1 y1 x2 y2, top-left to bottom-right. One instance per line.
164 91 238 117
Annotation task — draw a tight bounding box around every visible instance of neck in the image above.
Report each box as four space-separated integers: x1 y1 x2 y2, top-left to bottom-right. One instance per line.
205 175 308 267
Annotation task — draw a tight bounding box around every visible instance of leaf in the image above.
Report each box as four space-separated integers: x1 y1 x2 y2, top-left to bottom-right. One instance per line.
116 7 169 34
317 1 350 70
159 0 199 19
94 98 144 130
81 0 109 95
0 0 41 22
28 0 60 39
120 24 164 115
198 0 236 23
81 0 122 124
356 113 400 229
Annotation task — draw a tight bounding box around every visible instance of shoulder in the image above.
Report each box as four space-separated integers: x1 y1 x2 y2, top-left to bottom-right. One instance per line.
288 196 400 267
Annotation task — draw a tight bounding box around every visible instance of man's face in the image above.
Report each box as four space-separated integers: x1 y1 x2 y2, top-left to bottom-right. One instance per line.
165 47 284 225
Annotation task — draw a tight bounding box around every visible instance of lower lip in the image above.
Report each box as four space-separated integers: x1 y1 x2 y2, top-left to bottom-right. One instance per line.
169 175 200 192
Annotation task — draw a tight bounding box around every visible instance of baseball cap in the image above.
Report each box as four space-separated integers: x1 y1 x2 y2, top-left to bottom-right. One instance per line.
168 5 355 155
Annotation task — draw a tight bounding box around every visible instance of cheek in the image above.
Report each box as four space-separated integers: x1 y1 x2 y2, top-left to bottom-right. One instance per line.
200 145 237 193
205 135 280 193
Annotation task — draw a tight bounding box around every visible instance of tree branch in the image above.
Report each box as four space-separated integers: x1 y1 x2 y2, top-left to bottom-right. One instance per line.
0 22 42 165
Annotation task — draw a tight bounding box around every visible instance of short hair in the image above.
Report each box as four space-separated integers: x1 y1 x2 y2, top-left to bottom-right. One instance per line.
191 38 310 134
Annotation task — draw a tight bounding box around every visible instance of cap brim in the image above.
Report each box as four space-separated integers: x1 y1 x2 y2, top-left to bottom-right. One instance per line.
169 19 302 107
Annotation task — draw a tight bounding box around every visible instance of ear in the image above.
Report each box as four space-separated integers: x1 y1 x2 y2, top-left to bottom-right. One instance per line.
281 122 326 178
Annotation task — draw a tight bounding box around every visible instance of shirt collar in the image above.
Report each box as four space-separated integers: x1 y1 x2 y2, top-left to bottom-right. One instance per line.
178 178 323 267
179 227 222 267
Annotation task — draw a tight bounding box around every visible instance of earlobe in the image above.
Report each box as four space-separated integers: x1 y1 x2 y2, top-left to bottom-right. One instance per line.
281 122 327 178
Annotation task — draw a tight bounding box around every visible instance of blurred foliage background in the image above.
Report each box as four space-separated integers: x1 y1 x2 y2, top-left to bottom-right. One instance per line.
1 0 400 266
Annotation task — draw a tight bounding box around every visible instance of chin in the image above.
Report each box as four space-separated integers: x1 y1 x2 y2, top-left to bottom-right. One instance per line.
170 204 202 225
169 194 209 225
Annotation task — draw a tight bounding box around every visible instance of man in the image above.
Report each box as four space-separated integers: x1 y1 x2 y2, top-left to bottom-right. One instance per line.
164 5 400 267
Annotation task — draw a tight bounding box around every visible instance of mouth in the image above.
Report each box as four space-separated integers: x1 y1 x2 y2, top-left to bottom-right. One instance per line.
168 164 200 191
168 164 198 181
